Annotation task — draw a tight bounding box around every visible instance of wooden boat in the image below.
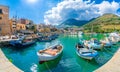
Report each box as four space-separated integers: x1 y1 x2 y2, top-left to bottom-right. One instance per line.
10 39 36 47
37 44 63 61
108 36 118 45
38 36 52 42
90 39 104 50
83 39 103 50
109 32 120 43
78 31 83 37
100 37 112 47
76 43 98 60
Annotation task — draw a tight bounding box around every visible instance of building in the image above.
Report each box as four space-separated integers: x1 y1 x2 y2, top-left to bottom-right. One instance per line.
9 17 17 34
0 5 11 35
18 18 34 29
26 20 34 29
18 18 33 24
37 24 55 33
36 24 45 32
19 19 26 24
16 23 26 31
9 18 35 33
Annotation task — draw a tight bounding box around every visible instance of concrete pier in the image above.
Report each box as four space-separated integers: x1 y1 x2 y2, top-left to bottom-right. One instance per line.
94 48 120 72
0 48 23 72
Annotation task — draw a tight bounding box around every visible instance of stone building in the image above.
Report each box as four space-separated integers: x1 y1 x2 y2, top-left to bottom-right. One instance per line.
0 5 11 35
16 23 26 31
9 17 17 34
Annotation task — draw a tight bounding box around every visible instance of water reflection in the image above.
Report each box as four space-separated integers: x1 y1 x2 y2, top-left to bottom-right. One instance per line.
75 54 99 72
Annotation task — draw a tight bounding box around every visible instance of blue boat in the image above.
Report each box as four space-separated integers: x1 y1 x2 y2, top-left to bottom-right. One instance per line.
38 34 59 42
76 43 98 60
38 36 52 42
49 34 59 40
9 39 36 47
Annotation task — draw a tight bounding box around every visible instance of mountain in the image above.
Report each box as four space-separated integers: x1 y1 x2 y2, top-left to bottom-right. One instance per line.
60 19 88 27
83 14 120 33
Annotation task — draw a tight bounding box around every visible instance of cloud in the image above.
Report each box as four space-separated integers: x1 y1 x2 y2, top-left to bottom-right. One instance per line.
44 0 120 25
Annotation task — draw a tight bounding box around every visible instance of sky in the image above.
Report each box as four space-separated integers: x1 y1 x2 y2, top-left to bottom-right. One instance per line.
0 0 120 25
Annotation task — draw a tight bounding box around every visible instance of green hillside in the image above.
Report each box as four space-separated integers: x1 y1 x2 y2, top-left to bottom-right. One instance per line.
83 14 120 33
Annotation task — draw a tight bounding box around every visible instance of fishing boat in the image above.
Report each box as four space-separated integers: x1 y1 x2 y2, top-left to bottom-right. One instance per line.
37 44 63 62
78 31 83 37
108 36 118 45
90 38 104 50
83 39 103 50
100 37 112 47
109 32 120 43
76 43 98 60
0 35 20 43
38 36 52 42
10 39 36 47
48 34 59 40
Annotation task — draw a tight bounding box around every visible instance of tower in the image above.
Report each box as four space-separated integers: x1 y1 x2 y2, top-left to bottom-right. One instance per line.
0 5 11 35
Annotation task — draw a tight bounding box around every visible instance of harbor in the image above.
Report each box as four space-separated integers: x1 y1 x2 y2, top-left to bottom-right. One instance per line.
1 34 120 72
1 0 120 72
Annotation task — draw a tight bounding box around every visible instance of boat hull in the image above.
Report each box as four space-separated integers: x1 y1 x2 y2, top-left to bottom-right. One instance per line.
10 40 36 47
92 44 103 50
76 48 98 60
37 52 61 61
76 51 93 60
37 44 63 61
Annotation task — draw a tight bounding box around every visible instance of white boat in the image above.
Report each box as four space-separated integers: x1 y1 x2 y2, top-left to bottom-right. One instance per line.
83 39 103 50
90 39 104 50
0 35 20 42
9 39 36 47
100 37 112 47
78 31 83 37
76 43 98 60
109 32 120 43
37 44 63 61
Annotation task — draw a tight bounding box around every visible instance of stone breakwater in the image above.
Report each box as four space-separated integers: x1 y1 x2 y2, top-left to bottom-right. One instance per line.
94 48 120 72
0 48 23 72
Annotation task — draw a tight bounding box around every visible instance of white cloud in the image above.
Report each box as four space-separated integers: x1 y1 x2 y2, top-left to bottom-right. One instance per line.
44 0 120 25
96 1 120 15
26 0 39 4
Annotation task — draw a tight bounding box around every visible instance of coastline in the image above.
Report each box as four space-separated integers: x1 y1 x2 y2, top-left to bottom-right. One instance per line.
94 48 120 72
0 48 23 72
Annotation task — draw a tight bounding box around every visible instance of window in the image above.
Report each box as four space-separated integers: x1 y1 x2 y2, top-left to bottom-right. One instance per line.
0 27 1 31
0 9 3 14
0 17 2 20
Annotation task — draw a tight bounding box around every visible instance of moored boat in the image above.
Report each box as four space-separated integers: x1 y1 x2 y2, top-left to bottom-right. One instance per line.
76 43 98 60
109 32 120 43
83 39 103 50
38 36 52 42
100 37 112 47
37 44 63 62
9 39 36 47
90 38 104 50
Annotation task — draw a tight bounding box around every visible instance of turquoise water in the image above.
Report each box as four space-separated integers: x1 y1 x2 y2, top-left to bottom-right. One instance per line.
1 34 120 72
